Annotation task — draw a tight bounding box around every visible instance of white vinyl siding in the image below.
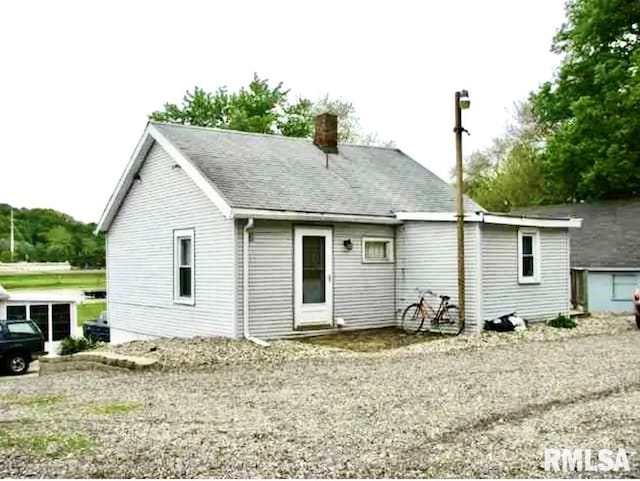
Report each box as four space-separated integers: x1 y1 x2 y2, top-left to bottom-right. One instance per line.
235 220 396 338
107 142 235 340
395 222 479 332
482 224 570 322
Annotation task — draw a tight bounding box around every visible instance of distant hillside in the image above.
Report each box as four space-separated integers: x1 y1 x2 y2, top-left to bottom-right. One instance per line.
0 204 105 268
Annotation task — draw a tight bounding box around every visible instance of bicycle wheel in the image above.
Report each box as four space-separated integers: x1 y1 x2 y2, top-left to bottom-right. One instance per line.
436 304 464 335
401 303 425 334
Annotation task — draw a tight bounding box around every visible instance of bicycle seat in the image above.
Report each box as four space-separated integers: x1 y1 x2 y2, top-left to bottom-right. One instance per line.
440 295 450 301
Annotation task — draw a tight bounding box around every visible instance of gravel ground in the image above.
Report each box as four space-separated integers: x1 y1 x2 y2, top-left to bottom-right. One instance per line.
0 316 638 478
100 313 637 371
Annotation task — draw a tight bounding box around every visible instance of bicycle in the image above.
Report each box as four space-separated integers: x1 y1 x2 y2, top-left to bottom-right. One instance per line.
401 289 464 335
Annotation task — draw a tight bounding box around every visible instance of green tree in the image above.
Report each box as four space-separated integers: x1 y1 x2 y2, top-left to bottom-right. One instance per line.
45 226 74 261
0 204 103 267
458 102 545 211
151 75 395 146
151 73 315 137
530 0 640 202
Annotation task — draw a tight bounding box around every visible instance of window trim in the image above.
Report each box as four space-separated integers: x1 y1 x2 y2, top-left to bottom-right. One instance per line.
173 228 195 305
611 273 637 301
361 237 395 264
517 228 540 284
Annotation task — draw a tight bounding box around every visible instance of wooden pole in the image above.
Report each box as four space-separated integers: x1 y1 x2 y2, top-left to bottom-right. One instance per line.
455 91 465 324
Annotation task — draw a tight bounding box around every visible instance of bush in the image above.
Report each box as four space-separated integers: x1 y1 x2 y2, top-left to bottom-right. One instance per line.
548 314 577 329
58 336 99 356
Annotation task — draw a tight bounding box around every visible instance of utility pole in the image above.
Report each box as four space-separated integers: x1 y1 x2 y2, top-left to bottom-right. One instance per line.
454 90 470 324
10 206 15 262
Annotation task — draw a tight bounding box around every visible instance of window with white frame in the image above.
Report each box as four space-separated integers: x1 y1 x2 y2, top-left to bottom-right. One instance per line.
612 274 637 301
362 237 394 263
174 228 195 304
518 228 540 283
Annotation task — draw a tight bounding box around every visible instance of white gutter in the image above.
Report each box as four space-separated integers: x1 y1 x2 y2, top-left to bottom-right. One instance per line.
232 208 401 224
573 266 640 272
243 218 269 347
395 211 582 229
482 213 582 229
395 212 480 222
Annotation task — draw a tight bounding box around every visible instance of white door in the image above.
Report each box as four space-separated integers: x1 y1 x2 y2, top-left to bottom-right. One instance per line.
294 226 333 327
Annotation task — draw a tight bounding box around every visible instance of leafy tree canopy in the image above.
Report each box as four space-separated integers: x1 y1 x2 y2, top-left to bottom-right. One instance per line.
150 73 393 146
530 0 640 202
0 204 104 268
457 102 546 211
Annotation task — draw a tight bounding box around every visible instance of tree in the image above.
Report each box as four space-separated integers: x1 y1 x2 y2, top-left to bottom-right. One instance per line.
530 0 640 202
45 226 73 261
151 74 315 137
151 75 395 146
458 102 545 211
0 204 104 267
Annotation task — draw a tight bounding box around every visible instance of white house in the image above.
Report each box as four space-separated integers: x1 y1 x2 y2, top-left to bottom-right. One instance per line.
97 114 581 344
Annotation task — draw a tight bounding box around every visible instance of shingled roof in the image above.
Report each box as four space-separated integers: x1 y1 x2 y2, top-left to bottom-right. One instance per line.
518 199 640 269
151 122 482 217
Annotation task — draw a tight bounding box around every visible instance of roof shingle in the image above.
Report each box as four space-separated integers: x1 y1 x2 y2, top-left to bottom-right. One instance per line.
152 122 482 217
518 199 640 269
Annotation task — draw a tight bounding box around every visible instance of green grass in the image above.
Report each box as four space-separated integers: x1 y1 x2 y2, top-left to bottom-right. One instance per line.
90 402 141 415
0 428 94 457
0 394 65 407
299 327 440 352
77 301 106 326
0 270 105 291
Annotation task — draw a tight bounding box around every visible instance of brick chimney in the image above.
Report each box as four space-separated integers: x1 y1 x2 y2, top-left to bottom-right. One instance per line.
314 113 338 153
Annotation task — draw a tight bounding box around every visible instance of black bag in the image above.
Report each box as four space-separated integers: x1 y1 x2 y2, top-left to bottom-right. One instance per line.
484 312 519 332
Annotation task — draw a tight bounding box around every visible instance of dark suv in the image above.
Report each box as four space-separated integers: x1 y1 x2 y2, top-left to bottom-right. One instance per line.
0 320 45 375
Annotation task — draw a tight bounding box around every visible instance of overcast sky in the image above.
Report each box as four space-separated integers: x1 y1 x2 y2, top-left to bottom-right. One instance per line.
0 0 566 223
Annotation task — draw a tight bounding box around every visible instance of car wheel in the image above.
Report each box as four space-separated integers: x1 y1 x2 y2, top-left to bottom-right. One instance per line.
6 353 29 375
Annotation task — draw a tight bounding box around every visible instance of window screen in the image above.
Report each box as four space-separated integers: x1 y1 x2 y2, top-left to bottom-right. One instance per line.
6 305 27 320
30 304 49 340
52 304 71 341
362 238 394 263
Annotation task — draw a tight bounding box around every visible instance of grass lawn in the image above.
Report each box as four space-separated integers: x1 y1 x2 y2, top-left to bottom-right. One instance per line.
77 301 106 326
0 270 105 290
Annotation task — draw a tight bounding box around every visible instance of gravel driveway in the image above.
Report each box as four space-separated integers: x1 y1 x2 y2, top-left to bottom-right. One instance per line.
1 322 639 478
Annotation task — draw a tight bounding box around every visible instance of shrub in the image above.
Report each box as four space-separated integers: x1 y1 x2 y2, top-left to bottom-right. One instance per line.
548 314 577 329
58 336 99 356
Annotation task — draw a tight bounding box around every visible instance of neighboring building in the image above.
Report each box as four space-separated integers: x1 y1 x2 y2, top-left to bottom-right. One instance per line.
0 287 80 353
0 262 72 274
520 199 640 313
97 115 581 343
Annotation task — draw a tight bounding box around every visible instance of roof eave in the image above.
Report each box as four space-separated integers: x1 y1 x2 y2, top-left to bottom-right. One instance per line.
231 208 401 224
395 211 583 228
95 123 234 234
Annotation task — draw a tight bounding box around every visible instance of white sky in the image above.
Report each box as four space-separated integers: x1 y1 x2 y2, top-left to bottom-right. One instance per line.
0 0 565 223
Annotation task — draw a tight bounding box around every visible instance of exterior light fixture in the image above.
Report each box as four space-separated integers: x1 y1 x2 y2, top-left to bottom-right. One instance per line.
343 239 353 251
458 89 471 109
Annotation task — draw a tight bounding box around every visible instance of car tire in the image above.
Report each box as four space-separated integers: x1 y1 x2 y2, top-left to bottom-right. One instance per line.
5 352 29 375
